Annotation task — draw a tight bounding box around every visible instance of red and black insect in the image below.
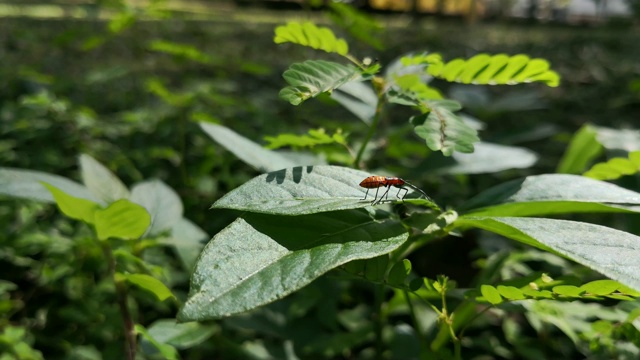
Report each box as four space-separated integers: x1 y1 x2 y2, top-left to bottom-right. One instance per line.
359 176 431 205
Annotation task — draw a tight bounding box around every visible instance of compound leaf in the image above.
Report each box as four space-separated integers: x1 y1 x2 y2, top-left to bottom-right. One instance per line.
429 54 560 87
274 21 349 56
280 60 360 105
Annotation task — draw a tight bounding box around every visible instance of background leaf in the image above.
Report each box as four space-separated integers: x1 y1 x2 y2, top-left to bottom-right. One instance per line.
79 154 130 204
584 151 640 180
199 122 324 172
41 182 99 224
145 319 217 349
0 168 99 204
279 60 360 105
122 273 175 302
556 124 603 174
461 174 640 216
94 199 151 241
274 21 349 56
424 142 538 174
458 217 640 292
130 180 183 236
160 218 208 271
178 212 408 321
330 81 377 125
429 54 560 87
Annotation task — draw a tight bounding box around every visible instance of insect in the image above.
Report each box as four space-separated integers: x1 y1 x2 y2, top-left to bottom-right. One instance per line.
359 176 431 205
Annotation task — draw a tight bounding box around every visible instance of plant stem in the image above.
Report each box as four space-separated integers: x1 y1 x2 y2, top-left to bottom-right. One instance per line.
354 91 386 168
373 283 385 359
102 244 136 360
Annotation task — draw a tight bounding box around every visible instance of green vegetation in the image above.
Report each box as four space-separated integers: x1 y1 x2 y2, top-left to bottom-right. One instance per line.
2 1 640 359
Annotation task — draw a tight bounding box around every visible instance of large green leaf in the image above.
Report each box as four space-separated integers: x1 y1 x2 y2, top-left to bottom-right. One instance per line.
94 199 151 241
177 211 408 321
79 154 130 204
279 60 360 105
556 124 603 174
274 21 349 56
0 168 99 204
212 165 435 215
457 217 640 291
429 54 560 87
411 101 480 156
199 122 324 172
461 174 640 216
130 180 183 236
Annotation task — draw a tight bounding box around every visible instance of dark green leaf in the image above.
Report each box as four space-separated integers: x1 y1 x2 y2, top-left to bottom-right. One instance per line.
178 212 408 321
94 199 151 241
461 174 640 216
387 259 412 286
134 324 179 360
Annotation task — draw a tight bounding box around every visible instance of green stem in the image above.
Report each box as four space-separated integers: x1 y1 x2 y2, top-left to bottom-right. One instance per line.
102 244 136 360
373 283 385 359
354 93 385 168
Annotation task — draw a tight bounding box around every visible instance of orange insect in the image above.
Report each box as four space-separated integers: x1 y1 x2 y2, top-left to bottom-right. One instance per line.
359 176 430 205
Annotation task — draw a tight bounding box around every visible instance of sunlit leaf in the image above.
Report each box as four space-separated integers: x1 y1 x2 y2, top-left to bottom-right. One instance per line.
429 53 560 87
583 151 640 180
557 124 603 174
79 154 130 204
274 21 349 56
122 273 175 301
0 168 99 204
94 199 151 241
480 285 503 305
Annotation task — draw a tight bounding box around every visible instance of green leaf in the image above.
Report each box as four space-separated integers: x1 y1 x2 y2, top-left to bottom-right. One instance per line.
593 126 640 152
41 182 99 224
431 142 538 174
556 124 603 174
130 180 183 236
148 40 212 64
457 217 640 292
199 122 324 172
461 174 640 216
146 319 217 349
496 285 526 300
584 151 640 180
79 154 130 204
0 168 99 204
387 259 412 286
279 60 360 105
94 199 151 241
429 53 560 87
264 128 346 149
330 81 377 124
411 101 480 156
552 285 584 297
480 285 503 304
160 218 208 271
134 324 179 360
274 21 349 56
122 273 174 301
364 255 389 281
580 280 621 295
327 2 383 50
178 213 408 321
211 165 435 215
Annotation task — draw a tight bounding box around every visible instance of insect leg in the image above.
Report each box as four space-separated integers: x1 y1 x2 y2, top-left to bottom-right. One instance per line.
396 186 408 201
374 185 392 205
361 188 369 201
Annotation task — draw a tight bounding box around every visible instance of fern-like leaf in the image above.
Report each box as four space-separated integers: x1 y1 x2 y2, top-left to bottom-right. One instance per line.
264 128 346 149
583 151 640 180
429 53 560 87
274 21 349 56
410 100 479 156
279 60 360 105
